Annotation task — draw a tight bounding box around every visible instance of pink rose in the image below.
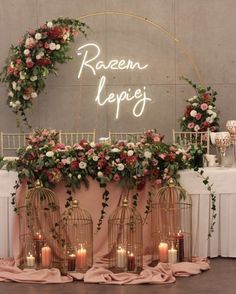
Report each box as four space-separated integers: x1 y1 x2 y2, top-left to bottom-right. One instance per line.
113 174 121 182
200 103 208 111
187 122 195 129
195 113 202 120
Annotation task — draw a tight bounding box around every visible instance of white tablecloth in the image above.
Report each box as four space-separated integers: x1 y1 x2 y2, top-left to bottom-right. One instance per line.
1 168 236 258
179 167 236 258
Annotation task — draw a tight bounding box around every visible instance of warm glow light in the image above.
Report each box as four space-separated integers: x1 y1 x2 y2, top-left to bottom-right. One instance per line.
76 42 151 119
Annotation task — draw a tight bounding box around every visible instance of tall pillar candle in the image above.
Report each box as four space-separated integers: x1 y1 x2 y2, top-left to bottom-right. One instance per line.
127 252 135 271
76 246 87 271
116 247 126 268
68 254 76 271
34 232 43 266
175 231 184 262
158 242 168 263
41 246 52 268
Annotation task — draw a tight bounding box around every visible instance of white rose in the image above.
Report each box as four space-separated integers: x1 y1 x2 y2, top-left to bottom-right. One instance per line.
24 49 30 56
90 142 96 148
92 155 99 161
127 150 134 156
23 95 30 100
9 101 14 107
26 145 32 150
77 174 82 180
55 44 61 50
144 150 152 159
49 43 56 50
190 110 197 117
16 86 21 91
20 72 26 80
97 171 104 178
79 161 87 169
111 148 120 153
192 103 198 107
36 54 42 60
206 117 214 123
31 92 37 98
46 151 54 157
117 163 125 171
194 125 200 132
182 117 186 121
47 21 53 28
127 142 135 149
207 109 213 115
12 81 17 90
30 76 37 81
15 101 21 107
208 105 213 110
35 33 42 40
8 91 14 97
211 112 217 118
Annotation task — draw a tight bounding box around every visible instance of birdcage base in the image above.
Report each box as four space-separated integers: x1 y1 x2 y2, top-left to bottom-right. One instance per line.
53 260 67 275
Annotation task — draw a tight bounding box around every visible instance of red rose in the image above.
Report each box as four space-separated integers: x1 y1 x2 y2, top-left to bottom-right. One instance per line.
36 58 51 66
26 61 34 68
48 26 64 39
70 160 79 170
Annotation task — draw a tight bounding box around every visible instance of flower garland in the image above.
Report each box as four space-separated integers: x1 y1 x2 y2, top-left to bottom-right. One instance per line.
180 77 219 132
0 17 88 129
1 128 217 235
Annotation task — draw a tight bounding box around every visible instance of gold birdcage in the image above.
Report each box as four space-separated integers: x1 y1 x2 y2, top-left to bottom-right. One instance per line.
24 181 62 270
108 196 143 273
60 199 93 273
151 179 192 263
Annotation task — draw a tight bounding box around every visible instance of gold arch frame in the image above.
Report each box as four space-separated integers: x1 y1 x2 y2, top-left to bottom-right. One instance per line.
79 11 204 84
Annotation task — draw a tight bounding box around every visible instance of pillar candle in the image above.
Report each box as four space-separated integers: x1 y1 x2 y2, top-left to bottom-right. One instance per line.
116 247 126 268
26 253 35 267
68 254 76 271
168 247 177 264
41 246 52 268
76 246 87 270
175 231 184 262
34 232 43 266
158 242 168 263
127 252 135 271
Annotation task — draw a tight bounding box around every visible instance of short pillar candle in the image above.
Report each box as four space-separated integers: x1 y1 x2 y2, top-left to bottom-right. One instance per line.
168 247 177 264
26 253 35 267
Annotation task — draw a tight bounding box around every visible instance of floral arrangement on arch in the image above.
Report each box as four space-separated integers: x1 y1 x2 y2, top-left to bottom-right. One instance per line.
0 17 88 128
180 77 219 132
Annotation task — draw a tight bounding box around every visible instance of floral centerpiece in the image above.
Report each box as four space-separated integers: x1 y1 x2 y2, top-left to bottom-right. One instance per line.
180 77 219 132
1 128 216 234
0 17 88 128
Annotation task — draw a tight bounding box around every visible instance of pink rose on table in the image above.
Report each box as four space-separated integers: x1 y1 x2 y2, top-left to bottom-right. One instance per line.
195 113 202 120
200 103 208 111
187 122 195 129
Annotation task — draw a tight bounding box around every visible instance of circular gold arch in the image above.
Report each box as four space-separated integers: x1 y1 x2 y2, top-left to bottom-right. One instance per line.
79 11 204 84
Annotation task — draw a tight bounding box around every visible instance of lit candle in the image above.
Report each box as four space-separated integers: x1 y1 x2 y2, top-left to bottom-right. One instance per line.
26 253 35 267
175 231 184 262
127 252 135 271
168 247 177 264
76 246 87 270
41 246 52 268
116 246 126 268
34 232 43 266
68 253 76 271
158 242 168 263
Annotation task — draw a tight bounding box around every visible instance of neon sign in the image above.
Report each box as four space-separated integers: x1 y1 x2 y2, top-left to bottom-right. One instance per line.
77 43 151 119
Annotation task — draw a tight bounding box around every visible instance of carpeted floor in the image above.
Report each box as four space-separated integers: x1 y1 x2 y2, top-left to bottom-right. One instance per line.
0 258 235 294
